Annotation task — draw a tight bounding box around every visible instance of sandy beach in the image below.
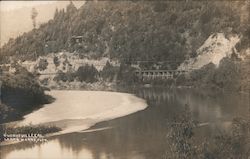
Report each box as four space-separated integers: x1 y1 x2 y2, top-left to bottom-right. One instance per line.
17 90 148 134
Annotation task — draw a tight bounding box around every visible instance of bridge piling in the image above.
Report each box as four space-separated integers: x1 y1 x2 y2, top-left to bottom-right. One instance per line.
135 69 187 80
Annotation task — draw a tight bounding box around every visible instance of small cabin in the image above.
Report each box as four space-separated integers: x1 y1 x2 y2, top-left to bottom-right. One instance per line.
69 36 85 52
70 36 84 45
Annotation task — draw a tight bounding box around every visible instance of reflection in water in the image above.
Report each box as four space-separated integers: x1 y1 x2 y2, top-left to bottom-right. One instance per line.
1 88 250 159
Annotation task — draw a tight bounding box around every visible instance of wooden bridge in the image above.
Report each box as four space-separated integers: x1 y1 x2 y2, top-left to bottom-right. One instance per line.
135 70 188 79
1 68 188 79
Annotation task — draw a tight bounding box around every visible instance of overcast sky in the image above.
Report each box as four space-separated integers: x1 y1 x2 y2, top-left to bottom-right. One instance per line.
0 1 85 46
0 1 60 11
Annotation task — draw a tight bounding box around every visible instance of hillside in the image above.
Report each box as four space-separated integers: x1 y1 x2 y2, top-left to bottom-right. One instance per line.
0 1 249 91
1 1 249 68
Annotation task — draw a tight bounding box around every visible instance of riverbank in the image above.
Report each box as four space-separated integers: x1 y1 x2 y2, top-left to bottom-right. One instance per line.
19 90 147 133
0 125 61 146
46 81 118 91
2 87 249 159
0 69 55 124
1 90 147 147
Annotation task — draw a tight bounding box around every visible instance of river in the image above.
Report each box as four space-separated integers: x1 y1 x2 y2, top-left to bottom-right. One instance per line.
1 87 249 159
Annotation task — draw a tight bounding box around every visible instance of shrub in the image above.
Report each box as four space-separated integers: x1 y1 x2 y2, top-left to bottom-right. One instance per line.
75 65 99 83
37 59 48 71
53 70 75 82
0 66 52 112
53 56 60 67
101 61 119 82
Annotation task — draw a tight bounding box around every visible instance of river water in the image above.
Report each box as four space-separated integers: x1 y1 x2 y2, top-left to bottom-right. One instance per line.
1 87 249 159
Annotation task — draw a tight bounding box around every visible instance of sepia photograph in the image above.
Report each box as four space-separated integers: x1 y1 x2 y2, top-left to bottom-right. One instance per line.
0 0 250 158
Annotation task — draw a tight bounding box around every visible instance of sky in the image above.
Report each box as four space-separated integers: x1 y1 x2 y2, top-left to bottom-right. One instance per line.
0 1 62 11
0 1 85 46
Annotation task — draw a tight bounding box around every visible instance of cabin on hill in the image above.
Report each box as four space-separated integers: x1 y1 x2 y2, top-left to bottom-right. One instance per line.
69 36 84 52
70 36 84 44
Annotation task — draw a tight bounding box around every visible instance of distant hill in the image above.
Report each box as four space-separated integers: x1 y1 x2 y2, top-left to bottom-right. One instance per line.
1 1 249 70
0 1 84 46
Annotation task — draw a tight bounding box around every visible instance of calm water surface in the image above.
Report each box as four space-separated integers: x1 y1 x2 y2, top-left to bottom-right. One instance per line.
1 87 250 159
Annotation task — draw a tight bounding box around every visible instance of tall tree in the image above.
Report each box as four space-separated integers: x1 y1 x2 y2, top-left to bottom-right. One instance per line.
31 8 38 29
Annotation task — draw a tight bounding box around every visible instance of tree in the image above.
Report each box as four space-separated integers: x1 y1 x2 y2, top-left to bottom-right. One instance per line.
66 1 77 15
0 66 52 114
214 58 241 90
36 58 48 71
54 8 59 19
101 61 119 82
31 8 38 29
166 105 198 159
53 56 60 67
75 65 99 83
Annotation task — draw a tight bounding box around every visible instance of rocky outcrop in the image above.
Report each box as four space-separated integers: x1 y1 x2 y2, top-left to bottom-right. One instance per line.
178 33 240 70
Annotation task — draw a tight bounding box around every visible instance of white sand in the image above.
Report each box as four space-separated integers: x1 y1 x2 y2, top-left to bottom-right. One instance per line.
18 90 147 134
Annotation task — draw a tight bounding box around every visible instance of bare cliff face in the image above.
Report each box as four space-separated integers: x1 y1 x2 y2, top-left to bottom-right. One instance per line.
178 33 241 70
6 52 119 89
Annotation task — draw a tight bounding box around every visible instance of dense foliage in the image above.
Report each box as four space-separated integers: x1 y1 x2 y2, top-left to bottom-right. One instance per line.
36 58 49 71
75 65 99 83
184 57 248 91
0 66 53 123
0 103 19 123
1 1 249 70
100 61 119 82
53 64 99 83
3 125 61 135
166 105 250 159
166 105 198 159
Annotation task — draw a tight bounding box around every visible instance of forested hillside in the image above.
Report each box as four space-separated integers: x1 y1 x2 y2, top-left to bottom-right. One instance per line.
1 1 249 70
